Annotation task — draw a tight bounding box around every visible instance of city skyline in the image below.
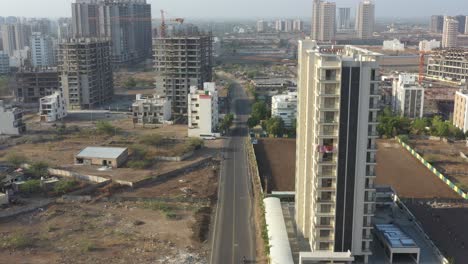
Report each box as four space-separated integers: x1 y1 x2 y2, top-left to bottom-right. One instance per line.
0 0 466 19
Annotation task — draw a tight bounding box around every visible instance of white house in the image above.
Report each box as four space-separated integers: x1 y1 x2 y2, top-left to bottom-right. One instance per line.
271 92 297 128
419 39 441 52
39 91 67 122
188 82 219 138
0 100 26 135
392 73 425 118
383 39 405 51
132 94 172 124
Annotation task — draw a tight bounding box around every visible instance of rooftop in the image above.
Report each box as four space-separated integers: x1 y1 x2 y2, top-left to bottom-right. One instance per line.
76 147 127 159
375 224 418 249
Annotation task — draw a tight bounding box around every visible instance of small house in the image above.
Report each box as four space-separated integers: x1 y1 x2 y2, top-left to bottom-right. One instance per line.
75 147 128 168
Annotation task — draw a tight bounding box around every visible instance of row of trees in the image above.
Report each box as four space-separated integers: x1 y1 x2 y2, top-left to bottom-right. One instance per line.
246 101 296 137
377 107 466 140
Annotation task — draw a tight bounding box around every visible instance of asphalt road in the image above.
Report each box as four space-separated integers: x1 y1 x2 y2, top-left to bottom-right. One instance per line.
210 76 256 264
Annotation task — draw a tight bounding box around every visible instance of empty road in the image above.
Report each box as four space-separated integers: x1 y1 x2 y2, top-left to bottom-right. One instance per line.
210 76 256 264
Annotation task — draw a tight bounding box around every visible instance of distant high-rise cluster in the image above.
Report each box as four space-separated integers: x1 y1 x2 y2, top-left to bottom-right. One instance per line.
430 15 444 33
431 14 466 36
311 0 375 41
71 0 152 65
442 16 459 48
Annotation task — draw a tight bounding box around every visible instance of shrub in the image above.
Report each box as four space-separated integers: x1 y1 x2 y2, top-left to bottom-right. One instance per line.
96 121 118 135
128 160 152 169
1 233 33 249
398 135 409 144
79 240 97 252
5 153 28 168
19 180 42 194
139 134 165 147
186 137 204 152
25 161 49 178
53 180 79 195
424 154 438 163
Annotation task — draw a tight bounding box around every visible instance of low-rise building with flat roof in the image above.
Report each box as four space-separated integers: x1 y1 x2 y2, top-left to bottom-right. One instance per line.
132 94 171 125
0 100 26 135
271 92 297 128
39 91 67 122
75 147 128 168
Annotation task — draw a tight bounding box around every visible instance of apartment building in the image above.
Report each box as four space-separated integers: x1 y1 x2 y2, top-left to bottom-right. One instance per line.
427 49 468 83
392 74 425 119
257 20 267 33
296 39 380 263
430 15 444 33
72 0 152 65
154 34 213 116
0 52 9 75
58 38 113 110
419 39 441 52
442 17 459 48
31 32 56 67
271 92 298 128
337 7 351 31
14 68 60 104
39 91 67 122
311 0 336 42
132 94 172 124
383 39 404 51
0 100 26 135
356 0 375 39
187 82 219 137
453 90 468 132
0 23 31 56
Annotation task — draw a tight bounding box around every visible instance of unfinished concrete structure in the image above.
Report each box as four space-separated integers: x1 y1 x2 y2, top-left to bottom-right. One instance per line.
0 100 26 135
71 0 152 65
426 49 468 83
153 33 213 117
132 94 172 124
58 38 113 110
14 67 60 104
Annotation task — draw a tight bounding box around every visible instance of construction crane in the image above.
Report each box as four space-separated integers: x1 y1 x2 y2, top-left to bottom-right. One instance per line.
159 10 184 38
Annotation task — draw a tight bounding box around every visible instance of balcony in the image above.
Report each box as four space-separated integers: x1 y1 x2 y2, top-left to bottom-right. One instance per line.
364 195 376 203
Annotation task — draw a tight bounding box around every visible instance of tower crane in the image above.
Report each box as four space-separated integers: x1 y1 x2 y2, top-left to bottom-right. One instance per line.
160 10 185 38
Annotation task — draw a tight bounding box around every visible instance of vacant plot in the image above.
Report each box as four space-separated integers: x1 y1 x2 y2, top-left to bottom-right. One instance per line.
408 139 468 192
375 139 460 199
0 164 218 264
404 200 468 263
253 138 295 192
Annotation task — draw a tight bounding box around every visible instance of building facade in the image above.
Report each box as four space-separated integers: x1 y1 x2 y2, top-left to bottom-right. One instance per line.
132 94 172 124
383 39 404 51
14 68 60 104
153 34 213 116
39 91 68 122
31 32 56 67
58 38 113 110
296 39 380 263
187 82 219 137
419 39 441 52
337 7 351 31
453 90 468 132
257 20 267 33
312 0 336 42
0 52 9 75
427 49 468 83
0 100 26 135
293 19 304 32
72 0 152 65
442 17 459 48
455 15 466 34
356 0 375 39
430 15 444 33
271 92 297 128
392 74 425 119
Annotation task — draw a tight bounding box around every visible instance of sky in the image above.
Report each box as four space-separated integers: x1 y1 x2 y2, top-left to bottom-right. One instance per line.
0 0 466 19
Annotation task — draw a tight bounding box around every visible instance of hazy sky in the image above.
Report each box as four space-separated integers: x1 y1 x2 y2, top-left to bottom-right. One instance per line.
0 0 466 19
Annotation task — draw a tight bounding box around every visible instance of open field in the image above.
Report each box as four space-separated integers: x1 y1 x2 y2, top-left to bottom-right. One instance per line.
375 139 461 199
253 138 295 192
0 164 218 264
404 200 468 263
407 138 468 192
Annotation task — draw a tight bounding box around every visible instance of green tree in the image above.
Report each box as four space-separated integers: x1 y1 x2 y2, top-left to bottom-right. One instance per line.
96 121 117 135
247 116 259 128
25 162 49 178
266 117 285 137
219 113 235 132
411 118 428 135
5 153 28 168
251 101 269 121
125 77 137 88
140 134 165 147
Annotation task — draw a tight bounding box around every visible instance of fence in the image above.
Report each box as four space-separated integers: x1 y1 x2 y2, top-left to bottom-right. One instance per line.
245 138 263 195
396 137 468 200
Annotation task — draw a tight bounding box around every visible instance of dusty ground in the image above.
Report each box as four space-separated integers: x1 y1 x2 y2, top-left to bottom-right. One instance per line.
375 139 461 199
404 200 468 264
407 138 468 191
253 138 296 192
0 164 218 264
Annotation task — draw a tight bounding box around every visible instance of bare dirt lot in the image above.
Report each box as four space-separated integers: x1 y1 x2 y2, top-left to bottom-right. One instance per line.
375 139 461 199
253 138 295 192
404 200 468 264
0 164 218 264
407 138 468 192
